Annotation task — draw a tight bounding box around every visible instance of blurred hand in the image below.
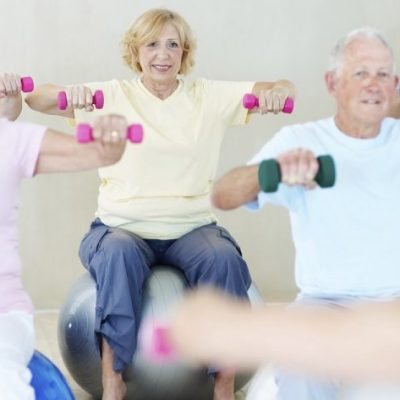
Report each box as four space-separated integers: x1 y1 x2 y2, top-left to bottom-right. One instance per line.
0 72 22 99
169 288 250 366
277 148 319 189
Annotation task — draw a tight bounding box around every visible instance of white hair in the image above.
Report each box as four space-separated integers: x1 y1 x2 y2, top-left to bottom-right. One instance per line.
328 27 396 74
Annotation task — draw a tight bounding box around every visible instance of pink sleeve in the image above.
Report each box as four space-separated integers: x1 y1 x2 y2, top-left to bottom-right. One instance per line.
7 120 47 178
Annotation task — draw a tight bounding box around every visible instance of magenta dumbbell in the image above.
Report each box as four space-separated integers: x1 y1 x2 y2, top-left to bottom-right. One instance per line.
139 323 177 364
243 93 294 114
76 123 143 144
57 90 104 110
21 76 34 92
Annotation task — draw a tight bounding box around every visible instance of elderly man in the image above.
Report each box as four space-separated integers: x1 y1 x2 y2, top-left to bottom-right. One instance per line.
195 27 399 400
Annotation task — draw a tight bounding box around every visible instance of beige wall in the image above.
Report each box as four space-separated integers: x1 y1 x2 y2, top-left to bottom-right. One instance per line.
2 0 399 308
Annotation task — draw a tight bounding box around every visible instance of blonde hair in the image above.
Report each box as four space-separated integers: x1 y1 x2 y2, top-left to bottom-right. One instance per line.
121 8 197 75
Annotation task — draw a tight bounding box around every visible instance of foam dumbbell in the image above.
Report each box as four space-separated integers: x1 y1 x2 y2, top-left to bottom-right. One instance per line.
258 154 336 192
58 90 104 110
76 123 143 144
21 76 34 92
139 323 177 364
243 93 294 114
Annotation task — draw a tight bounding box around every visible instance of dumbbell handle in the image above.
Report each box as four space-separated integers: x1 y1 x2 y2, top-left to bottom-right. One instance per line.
76 123 143 144
243 93 294 114
258 154 336 193
57 90 104 110
21 76 34 93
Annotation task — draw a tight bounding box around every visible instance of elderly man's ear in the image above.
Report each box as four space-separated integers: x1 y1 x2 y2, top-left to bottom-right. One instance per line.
324 71 338 96
387 75 400 118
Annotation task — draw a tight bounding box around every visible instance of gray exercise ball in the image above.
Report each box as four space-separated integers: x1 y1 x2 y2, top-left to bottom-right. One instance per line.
58 265 262 400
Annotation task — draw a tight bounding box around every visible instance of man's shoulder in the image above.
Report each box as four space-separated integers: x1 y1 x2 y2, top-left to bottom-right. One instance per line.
381 117 400 139
277 117 333 136
383 116 400 128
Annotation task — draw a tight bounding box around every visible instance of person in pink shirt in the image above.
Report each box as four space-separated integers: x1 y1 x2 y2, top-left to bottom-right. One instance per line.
0 72 130 400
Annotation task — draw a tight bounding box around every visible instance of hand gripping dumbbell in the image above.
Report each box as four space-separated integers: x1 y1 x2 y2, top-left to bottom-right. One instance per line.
76 123 143 144
21 76 34 92
243 93 294 114
258 155 336 192
57 90 104 110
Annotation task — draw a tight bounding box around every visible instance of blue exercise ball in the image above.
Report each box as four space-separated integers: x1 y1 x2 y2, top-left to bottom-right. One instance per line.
28 350 75 400
58 265 261 400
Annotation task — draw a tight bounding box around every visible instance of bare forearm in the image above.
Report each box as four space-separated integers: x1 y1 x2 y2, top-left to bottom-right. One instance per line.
170 288 400 383
25 83 72 117
209 303 400 382
211 165 260 210
0 94 22 120
35 129 122 174
36 144 113 173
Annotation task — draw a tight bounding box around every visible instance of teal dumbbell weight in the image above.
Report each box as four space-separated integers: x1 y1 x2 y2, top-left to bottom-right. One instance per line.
258 155 336 192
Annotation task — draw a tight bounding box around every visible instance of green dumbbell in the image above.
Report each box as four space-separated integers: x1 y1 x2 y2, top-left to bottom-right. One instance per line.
258 154 336 193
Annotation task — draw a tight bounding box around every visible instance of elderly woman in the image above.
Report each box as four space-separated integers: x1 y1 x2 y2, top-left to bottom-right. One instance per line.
0 72 128 400
26 8 296 400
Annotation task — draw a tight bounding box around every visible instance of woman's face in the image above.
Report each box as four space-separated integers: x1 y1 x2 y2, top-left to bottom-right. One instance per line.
138 23 183 85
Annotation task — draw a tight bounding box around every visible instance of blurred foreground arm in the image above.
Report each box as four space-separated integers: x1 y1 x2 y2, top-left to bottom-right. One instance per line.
169 288 400 383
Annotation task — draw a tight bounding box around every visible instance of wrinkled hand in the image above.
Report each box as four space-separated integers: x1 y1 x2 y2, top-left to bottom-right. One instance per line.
91 114 128 164
0 72 22 99
257 86 292 114
66 85 95 112
277 149 319 189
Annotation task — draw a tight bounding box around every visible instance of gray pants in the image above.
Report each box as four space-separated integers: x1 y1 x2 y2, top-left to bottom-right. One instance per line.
79 219 252 372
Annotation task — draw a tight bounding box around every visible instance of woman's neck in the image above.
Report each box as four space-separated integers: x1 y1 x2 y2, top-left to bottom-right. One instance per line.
141 77 179 100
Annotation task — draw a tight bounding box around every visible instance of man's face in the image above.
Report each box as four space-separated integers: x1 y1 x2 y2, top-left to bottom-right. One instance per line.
326 37 398 133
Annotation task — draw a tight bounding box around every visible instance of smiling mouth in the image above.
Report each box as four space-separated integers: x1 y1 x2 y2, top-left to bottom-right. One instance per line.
152 65 171 72
361 99 381 105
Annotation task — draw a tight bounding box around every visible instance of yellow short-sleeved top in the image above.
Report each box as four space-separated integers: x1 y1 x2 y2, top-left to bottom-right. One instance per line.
74 77 253 239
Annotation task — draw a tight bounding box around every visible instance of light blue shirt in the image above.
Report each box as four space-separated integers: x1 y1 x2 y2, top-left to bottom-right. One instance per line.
248 117 400 298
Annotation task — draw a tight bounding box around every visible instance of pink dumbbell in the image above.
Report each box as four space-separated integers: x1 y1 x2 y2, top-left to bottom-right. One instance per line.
76 123 143 144
243 93 294 114
140 324 177 364
21 76 34 92
57 90 104 110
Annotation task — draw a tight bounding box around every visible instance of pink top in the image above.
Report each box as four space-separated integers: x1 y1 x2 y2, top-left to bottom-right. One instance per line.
0 118 46 314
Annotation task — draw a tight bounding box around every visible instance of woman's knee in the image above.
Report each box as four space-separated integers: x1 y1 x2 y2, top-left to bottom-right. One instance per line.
102 229 139 255
83 228 151 284
91 229 144 262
